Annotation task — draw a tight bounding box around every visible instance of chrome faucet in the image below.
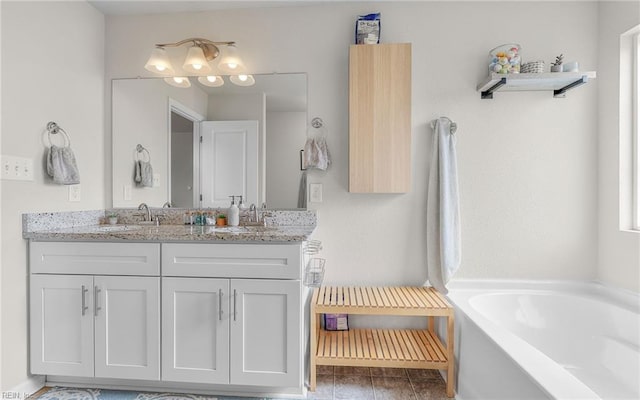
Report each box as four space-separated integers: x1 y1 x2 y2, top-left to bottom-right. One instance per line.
162 201 172 208
137 203 152 222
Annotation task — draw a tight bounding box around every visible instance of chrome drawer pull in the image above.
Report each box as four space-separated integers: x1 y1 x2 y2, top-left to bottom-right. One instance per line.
233 289 237 321
81 285 88 316
218 289 223 321
94 286 101 316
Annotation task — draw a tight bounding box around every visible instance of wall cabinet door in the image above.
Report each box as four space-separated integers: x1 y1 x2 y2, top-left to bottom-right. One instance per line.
94 276 160 380
30 275 94 377
162 277 230 384
349 43 412 193
230 279 301 387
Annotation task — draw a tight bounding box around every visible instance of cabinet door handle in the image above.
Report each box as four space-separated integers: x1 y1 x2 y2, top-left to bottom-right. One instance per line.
233 289 237 321
218 289 223 321
81 285 88 316
94 286 101 316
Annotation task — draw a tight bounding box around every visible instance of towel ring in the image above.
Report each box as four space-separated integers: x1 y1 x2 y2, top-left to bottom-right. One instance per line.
135 144 151 163
45 121 71 147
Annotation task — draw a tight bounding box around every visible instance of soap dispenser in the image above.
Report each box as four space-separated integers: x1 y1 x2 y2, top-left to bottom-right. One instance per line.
228 196 240 226
238 195 247 210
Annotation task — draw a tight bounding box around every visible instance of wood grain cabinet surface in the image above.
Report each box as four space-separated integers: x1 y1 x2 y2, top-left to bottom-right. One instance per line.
349 43 412 193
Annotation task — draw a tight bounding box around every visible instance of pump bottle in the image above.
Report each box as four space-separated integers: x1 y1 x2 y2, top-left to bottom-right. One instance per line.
228 196 240 226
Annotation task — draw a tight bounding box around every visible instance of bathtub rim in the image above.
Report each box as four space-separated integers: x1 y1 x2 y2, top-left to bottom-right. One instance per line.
445 279 639 400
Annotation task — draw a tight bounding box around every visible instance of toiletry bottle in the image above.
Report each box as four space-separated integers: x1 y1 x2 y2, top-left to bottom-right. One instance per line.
228 196 240 227
238 195 247 210
184 211 192 225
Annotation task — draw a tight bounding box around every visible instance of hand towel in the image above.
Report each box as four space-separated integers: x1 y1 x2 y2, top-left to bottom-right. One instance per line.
426 117 461 294
303 137 331 171
297 170 308 208
134 160 153 187
46 144 80 185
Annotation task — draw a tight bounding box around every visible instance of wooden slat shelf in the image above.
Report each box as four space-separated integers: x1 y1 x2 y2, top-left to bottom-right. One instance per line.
313 286 452 316
316 328 447 367
310 286 455 398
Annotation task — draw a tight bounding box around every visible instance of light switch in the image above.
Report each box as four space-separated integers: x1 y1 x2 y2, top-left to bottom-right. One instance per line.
1 155 34 181
123 184 132 200
309 183 323 203
68 184 81 202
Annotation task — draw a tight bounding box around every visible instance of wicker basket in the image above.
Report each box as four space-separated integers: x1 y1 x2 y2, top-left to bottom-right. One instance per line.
521 61 546 74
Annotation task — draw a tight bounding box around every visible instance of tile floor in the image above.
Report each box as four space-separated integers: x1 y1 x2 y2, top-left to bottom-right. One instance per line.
307 366 449 400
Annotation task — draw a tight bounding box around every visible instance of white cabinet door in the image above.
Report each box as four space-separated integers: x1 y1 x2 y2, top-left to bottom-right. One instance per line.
230 279 301 387
162 278 230 384
30 275 94 377
94 276 160 380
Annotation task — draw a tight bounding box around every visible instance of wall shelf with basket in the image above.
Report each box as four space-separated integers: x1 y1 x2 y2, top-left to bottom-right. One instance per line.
477 71 597 99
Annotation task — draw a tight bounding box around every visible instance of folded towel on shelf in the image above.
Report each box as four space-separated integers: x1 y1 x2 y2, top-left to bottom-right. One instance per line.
46 144 80 185
303 137 331 171
134 160 153 187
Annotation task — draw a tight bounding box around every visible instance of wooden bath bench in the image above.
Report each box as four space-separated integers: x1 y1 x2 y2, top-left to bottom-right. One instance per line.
310 286 455 398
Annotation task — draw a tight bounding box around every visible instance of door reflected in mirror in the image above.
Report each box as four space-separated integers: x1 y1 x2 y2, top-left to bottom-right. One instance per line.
111 73 307 210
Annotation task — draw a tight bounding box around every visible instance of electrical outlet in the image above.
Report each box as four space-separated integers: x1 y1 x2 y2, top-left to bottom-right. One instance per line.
68 184 81 202
153 173 160 188
309 183 323 203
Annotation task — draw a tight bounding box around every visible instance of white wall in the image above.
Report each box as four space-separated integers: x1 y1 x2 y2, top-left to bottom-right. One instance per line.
597 2 640 292
112 79 208 208
266 111 306 209
0 1 105 390
106 2 600 286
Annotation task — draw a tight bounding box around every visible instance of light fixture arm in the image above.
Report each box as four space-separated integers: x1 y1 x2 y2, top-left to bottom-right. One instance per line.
154 38 236 62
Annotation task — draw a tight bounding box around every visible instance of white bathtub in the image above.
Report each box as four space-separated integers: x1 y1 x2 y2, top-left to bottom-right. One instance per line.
445 280 639 400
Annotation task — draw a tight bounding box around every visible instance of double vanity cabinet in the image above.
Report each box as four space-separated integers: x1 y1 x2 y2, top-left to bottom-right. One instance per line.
28 231 310 397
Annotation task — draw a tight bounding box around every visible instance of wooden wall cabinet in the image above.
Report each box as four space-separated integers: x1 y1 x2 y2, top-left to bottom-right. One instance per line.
349 43 412 193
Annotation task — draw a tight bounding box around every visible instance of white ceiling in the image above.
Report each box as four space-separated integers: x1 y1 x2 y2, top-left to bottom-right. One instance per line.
88 0 604 15
88 0 328 15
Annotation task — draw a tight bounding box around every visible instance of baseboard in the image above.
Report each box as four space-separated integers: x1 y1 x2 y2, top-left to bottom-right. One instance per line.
7 375 45 398
45 376 306 399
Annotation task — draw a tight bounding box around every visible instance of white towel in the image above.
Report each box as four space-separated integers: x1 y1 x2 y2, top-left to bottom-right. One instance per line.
134 160 153 187
46 144 80 185
426 117 461 294
303 137 330 171
297 170 308 208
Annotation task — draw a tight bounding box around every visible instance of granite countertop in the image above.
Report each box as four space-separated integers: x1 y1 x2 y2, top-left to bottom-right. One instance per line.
24 223 315 243
22 209 317 243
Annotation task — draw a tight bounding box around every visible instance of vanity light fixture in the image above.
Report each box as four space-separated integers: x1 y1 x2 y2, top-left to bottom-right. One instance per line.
144 37 240 75
197 75 225 87
164 76 191 88
229 74 255 87
217 43 244 73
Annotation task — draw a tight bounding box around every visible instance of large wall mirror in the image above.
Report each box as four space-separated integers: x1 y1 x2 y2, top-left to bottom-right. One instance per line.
112 73 307 210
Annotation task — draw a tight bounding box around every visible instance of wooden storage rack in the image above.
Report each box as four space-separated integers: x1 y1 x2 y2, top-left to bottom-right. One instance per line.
310 286 455 398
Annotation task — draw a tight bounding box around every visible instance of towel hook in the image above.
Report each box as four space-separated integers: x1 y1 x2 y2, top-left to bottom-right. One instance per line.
311 117 324 129
431 117 457 135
